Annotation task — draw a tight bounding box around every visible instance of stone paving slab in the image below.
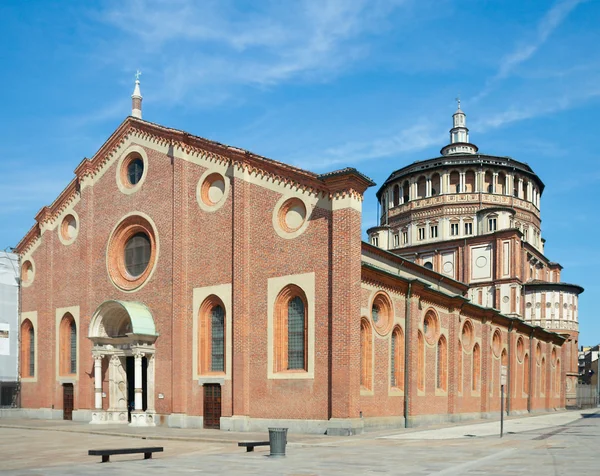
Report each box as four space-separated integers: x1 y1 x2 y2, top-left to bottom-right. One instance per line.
1 409 599 475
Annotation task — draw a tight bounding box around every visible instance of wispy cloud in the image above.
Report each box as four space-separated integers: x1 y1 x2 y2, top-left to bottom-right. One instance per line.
293 122 445 170
475 0 588 100
96 0 408 105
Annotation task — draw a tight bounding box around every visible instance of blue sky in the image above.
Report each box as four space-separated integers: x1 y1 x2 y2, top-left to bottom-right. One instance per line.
0 0 598 344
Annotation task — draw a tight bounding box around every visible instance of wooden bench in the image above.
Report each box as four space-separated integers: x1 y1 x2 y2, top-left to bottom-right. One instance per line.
88 447 164 463
238 441 270 452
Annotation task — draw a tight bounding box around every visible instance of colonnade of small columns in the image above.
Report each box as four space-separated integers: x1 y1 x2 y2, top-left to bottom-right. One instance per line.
381 169 541 212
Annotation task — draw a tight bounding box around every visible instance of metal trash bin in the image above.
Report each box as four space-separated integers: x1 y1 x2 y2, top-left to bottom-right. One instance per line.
268 427 288 457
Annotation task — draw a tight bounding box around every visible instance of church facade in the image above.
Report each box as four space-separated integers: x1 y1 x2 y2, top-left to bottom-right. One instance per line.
11 83 575 434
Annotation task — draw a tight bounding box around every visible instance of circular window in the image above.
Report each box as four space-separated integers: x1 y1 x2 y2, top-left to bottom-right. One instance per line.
127 158 144 186
196 169 230 212
273 196 311 239
526 302 532 309
200 173 226 206
107 214 158 291
461 320 473 349
516 337 525 362
423 310 439 345
546 302 552 308
279 198 307 233
371 292 393 336
60 213 78 244
21 260 34 286
492 329 502 357
124 232 151 277
117 147 148 195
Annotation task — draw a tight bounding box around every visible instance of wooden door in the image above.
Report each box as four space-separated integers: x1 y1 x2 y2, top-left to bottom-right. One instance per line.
203 384 221 429
63 384 74 421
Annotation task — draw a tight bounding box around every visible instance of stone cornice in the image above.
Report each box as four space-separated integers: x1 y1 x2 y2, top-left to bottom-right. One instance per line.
16 117 374 254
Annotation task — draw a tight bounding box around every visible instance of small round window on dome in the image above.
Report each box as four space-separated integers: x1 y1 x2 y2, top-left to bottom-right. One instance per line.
424 262 433 270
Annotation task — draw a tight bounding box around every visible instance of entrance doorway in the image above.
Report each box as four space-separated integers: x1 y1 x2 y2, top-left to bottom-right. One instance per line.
126 356 148 421
63 383 74 421
203 384 221 429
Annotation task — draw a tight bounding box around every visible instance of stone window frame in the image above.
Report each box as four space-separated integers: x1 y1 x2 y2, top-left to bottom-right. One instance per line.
273 285 308 373
198 295 227 376
193 284 232 383
20 311 38 382
370 291 394 337
272 195 312 240
106 212 159 293
58 210 80 246
55 306 80 383
472 343 481 394
116 145 149 195
21 257 35 288
360 317 374 394
436 334 448 393
389 325 404 394
267 272 315 380
196 167 231 213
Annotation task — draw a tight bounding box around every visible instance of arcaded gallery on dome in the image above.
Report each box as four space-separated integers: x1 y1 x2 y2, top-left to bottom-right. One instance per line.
11 82 582 435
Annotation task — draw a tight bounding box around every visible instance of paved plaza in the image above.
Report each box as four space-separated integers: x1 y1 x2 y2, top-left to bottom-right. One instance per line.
0 410 598 475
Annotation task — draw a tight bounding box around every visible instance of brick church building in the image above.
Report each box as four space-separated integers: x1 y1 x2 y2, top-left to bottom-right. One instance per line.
12 80 580 434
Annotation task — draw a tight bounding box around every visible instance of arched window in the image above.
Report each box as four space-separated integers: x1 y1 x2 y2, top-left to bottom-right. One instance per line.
484 171 493 193
457 339 463 393
555 359 561 396
497 172 506 195
20 320 35 378
465 170 475 193
361 318 373 390
541 357 546 395
417 176 426 199
449 171 460 193
431 173 440 196
417 331 425 391
199 296 226 374
391 326 404 390
524 353 530 396
274 286 307 372
437 336 447 391
59 313 77 376
402 180 410 203
472 343 481 391
393 184 400 207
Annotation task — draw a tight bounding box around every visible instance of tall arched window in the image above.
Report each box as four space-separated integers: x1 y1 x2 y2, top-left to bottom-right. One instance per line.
541 357 546 395
497 172 506 195
417 176 426 199
465 170 475 193
393 184 400 207
402 180 410 203
274 285 307 372
391 326 403 390
457 340 463 393
59 313 77 376
555 359 561 396
199 296 227 374
449 171 460 193
484 171 493 193
524 353 530 396
417 331 425 391
361 318 373 390
20 320 34 378
472 343 481 391
431 173 440 196
437 336 447 391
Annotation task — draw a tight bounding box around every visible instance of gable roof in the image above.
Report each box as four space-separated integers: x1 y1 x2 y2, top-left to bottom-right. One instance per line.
16 116 375 254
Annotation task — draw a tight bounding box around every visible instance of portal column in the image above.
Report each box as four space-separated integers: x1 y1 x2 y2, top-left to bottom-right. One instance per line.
147 354 155 412
94 355 103 410
134 352 144 411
